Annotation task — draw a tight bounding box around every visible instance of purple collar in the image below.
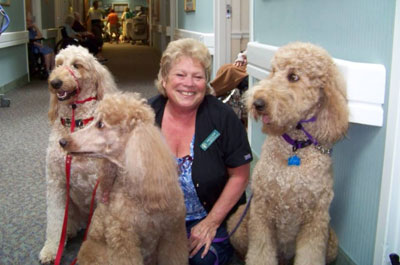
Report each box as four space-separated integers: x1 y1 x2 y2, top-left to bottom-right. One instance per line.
282 116 318 152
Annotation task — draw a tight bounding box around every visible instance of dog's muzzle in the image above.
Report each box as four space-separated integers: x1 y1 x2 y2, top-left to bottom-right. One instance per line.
50 78 78 101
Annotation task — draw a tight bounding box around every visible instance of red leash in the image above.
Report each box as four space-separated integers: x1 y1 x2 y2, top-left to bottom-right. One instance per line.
54 66 99 265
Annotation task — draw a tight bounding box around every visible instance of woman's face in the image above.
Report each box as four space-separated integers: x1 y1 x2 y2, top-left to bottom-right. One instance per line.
163 56 207 111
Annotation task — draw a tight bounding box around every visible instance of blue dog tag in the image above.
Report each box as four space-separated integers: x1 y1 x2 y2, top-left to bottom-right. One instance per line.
288 155 301 166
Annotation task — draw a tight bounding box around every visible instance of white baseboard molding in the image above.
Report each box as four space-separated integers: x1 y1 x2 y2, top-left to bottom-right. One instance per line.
246 41 386 127
174 29 215 55
0 31 29 49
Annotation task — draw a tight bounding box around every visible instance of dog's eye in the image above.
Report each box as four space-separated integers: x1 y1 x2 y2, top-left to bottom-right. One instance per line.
73 63 80 69
96 121 105 129
288 73 300 82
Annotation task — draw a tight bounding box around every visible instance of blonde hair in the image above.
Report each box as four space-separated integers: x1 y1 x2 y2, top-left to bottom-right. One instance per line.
155 38 212 96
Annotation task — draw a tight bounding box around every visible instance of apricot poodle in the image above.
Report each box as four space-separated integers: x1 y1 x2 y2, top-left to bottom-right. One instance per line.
228 42 349 265
39 45 118 264
60 92 188 265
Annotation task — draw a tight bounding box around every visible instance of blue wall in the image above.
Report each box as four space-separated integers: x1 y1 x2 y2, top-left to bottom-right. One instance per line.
251 0 396 264
177 0 213 33
0 2 28 91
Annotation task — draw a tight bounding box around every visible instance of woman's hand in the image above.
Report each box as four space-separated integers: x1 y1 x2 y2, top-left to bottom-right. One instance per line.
189 217 219 259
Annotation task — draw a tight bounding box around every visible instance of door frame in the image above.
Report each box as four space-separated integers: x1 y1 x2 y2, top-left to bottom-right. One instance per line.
374 0 400 263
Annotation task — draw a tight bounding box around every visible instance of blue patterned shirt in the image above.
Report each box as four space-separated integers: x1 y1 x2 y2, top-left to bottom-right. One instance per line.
176 136 207 221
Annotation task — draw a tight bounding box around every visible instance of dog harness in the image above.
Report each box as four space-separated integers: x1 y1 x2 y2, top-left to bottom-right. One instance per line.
282 116 332 166
54 66 99 265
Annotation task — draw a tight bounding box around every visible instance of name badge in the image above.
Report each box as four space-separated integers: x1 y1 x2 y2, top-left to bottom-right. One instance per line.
200 129 220 151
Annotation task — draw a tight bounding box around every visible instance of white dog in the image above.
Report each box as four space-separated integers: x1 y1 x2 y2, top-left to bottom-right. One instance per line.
39 45 118 264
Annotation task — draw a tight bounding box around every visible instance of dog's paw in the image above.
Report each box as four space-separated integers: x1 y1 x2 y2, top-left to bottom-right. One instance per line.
39 244 57 264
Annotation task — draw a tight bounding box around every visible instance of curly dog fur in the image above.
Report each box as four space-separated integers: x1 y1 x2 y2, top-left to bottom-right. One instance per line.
228 42 349 265
60 92 188 265
39 45 118 264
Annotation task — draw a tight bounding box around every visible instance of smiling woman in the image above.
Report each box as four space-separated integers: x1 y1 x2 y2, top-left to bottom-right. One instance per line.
148 38 252 265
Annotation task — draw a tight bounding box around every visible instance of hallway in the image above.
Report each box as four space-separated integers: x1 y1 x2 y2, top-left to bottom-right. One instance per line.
0 43 161 265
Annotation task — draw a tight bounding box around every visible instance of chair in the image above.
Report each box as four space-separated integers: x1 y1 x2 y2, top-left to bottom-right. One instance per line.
28 39 48 80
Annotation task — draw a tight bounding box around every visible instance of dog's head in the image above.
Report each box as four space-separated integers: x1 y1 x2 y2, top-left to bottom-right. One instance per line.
246 42 348 144
47 45 117 123
60 92 179 211
59 92 155 165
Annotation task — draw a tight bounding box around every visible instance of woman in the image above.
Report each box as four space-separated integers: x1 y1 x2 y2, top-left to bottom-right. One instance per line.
27 18 55 74
86 1 104 51
64 15 99 57
120 7 133 42
149 38 252 265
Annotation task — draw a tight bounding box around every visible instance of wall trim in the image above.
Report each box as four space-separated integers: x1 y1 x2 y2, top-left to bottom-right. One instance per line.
231 31 249 40
0 31 29 49
246 41 386 127
42 28 59 39
0 74 29 95
174 29 215 55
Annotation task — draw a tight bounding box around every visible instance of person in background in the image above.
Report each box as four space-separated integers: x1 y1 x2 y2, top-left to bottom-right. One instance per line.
106 8 119 44
120 7 134 43
210 50 248 97
86 1 104 52
64 15 100 58
27 17 55 74
148 38 252 265
71 12 107 62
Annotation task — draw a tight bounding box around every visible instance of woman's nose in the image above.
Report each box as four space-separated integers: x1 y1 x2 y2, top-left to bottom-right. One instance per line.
183 76 195 86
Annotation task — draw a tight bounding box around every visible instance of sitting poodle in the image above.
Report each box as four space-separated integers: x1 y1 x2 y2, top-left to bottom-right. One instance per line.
228 42 349 265
40 45 118 264
60 92 188 265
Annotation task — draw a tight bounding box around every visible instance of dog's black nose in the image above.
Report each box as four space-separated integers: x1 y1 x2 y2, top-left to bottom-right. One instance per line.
50 79 63 89
59 138 68 148
253 99 266 111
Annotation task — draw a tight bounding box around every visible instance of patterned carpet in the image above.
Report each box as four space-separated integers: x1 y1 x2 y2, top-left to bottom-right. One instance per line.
0 43 244 265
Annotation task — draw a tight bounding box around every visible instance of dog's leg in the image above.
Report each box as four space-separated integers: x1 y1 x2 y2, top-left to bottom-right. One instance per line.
246 199 278 265
157 223 189 265
105 217 144 265
293 211 330 265
39 163 67 264
77 204 107 265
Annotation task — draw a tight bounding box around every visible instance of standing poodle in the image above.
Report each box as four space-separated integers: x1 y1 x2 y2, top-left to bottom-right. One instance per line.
228 42 349 265
60 92 188 265
39 45 118 264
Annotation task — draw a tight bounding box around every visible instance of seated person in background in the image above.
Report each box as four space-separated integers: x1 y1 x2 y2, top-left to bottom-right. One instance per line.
64 15 103 60
210 50 248 97
27 18 55 74
149 38 252 265
106 8 119 43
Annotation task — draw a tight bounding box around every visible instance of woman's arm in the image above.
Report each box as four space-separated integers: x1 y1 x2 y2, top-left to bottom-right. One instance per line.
188 163 250 258
33 24 43 39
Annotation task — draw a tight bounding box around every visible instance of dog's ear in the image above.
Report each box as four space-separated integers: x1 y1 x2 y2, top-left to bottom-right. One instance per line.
94 61 118 100
124 123 178 212
316 63 349 144
48 93 59 124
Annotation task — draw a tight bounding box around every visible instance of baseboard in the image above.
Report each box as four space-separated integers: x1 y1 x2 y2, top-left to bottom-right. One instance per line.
331 247 357 265
0 74 29 94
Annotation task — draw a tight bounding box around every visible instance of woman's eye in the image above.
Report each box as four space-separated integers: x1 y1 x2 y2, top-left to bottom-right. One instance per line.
96 121 105 129
288 73 300 82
